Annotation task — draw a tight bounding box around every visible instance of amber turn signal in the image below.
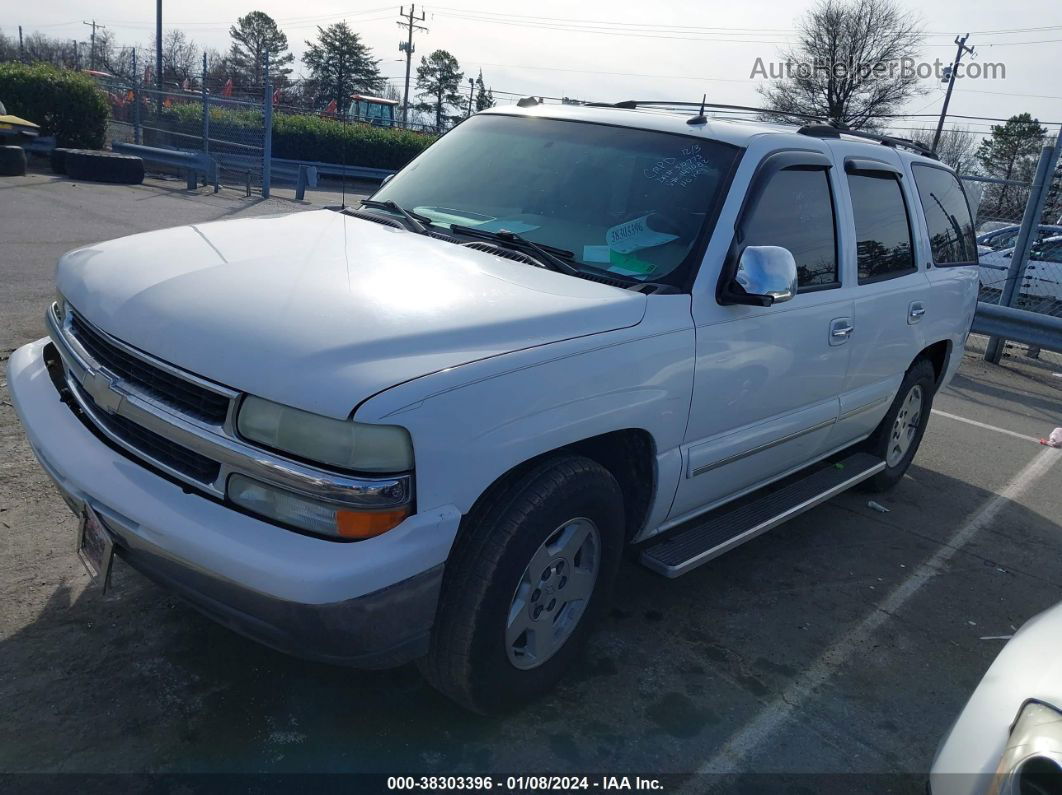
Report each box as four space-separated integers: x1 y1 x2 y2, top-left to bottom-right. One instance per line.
335 506 411 539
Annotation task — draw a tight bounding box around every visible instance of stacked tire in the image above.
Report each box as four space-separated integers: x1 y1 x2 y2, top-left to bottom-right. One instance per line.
61 150 144 185
0 146 27 177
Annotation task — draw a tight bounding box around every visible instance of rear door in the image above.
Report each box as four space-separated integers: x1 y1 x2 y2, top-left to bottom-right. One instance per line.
828 149 930 446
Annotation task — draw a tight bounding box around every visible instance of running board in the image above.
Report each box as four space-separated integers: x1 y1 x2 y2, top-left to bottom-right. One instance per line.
640 452 886 578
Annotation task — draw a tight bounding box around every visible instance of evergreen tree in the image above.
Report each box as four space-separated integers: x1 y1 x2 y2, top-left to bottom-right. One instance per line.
474 69 494 112
976 113 1048 218
228 11 294 91
303 22 383 109
415 49 464 131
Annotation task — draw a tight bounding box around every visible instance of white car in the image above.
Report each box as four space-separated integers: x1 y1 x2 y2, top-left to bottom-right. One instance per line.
7 103 979 713
979 234 1062 303
931 602 1062 794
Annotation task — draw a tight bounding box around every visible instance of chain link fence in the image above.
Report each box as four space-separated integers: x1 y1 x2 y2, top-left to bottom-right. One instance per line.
963 129 1062 366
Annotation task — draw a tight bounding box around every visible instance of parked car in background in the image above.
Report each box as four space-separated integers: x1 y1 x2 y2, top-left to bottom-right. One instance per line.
930 601 1062 794
7 103 979 713
979 234 1062 303
976 224 1062 256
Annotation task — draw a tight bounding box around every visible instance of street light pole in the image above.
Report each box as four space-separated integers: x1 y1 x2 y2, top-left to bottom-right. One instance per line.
467 77 474 117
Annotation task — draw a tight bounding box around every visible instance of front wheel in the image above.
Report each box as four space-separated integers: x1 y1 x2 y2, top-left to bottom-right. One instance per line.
419 455 624 714
861 358 936 492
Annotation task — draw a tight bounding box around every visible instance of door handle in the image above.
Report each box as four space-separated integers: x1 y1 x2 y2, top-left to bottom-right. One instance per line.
908 302 926 323
829 319 854 346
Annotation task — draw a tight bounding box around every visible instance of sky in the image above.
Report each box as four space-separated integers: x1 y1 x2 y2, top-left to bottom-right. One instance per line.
4 0 1062 140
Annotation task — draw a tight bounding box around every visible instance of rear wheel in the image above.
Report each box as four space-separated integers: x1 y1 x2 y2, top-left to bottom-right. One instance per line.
419 455 624 714
861 358 936 492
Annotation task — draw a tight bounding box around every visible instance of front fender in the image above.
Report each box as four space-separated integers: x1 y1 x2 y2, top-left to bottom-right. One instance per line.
356 295 696 531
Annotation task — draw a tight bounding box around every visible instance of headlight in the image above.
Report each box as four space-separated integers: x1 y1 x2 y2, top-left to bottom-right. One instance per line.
990 701 1062 795
227 474 409 539
237 395 413 472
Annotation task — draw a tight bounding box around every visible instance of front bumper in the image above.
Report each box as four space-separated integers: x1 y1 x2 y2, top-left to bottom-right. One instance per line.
7 338 463 668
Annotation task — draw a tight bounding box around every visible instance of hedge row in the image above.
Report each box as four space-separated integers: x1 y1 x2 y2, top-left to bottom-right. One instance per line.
163 103 436 171
0 63 109 149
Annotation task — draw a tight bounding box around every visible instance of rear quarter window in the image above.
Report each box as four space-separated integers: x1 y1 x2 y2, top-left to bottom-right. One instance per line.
912 164 977 265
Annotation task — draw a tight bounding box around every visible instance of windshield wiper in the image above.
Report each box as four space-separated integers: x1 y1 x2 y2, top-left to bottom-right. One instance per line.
358 199 432 233
450 224 580 276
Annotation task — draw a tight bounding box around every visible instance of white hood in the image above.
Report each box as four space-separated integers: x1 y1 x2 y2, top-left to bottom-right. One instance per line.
57 210 645 418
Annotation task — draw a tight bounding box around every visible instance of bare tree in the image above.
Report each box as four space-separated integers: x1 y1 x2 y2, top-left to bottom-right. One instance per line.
757 0 924 130
159 29 200 86
909 125 978 173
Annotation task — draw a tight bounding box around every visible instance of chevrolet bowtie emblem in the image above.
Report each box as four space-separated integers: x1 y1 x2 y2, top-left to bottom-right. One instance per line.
84 371 124 414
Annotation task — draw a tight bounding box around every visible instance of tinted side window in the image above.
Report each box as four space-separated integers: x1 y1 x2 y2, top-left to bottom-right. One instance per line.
1035 241 1062 263
743 168 838 288
848 172 915 282
912 165 977 265
994 230 1019 250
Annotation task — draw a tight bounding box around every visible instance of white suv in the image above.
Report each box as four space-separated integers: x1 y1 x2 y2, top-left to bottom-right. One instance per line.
8 103 979 713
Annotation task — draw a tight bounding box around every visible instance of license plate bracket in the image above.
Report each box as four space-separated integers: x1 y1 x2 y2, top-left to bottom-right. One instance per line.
77 504 115 592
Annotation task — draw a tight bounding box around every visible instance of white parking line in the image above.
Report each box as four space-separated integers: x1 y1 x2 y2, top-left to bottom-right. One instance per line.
695 445 1060 776
931 409 1041 443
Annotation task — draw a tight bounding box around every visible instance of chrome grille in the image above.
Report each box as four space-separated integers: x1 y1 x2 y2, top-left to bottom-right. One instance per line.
72 381 221 483
68 313 231 425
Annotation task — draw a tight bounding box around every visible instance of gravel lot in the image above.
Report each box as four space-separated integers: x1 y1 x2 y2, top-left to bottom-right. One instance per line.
2 172 1061 788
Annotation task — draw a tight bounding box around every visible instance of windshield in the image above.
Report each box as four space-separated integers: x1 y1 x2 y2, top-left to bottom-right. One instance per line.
372 114 740 286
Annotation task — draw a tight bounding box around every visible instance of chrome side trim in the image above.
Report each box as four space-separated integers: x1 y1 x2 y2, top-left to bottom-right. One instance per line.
47 306 410 508
691 418 836 477
646 460 887 578
838 395 889 422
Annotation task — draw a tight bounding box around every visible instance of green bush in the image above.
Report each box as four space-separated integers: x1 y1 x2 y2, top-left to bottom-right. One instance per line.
0 63 109 149
162 103 435 171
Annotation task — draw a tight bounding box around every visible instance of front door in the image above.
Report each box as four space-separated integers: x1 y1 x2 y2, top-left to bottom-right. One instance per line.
669 151 853 523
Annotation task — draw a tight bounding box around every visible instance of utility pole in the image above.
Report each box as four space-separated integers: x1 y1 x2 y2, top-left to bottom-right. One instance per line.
397 5 427 127
18 25 24 63
83 20 106 71
73 40 80 70
932 34 975 153
467 77 474 117
156 0 163 118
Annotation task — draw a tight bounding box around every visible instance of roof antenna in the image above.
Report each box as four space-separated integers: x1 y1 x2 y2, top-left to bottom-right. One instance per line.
341 105 348 210
687 93 708 125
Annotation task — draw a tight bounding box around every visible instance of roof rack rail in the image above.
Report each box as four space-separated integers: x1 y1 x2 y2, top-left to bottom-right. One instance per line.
589 100 825 122
798 124 938 160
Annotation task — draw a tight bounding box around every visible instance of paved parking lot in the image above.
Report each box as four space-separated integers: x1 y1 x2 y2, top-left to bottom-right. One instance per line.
1 173 1061 788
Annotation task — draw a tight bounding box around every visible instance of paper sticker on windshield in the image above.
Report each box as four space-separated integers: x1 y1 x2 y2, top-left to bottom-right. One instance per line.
476 218 540 234
606 215 678 254
582 245 612 263
607 250 656 277
644 144 712 188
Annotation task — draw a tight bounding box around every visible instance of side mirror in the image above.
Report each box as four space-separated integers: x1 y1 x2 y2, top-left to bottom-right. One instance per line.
731 246 798 305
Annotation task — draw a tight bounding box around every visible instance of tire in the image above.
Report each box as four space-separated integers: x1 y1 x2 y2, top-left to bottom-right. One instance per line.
0 145 27 177
64 150 144 185
420 455 625 714
50 147 79 175
860 358 936 492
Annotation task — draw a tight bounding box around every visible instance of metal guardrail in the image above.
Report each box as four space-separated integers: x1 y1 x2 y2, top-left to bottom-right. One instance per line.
213 153 395 199
972 302 1062 355
111 142 218 191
